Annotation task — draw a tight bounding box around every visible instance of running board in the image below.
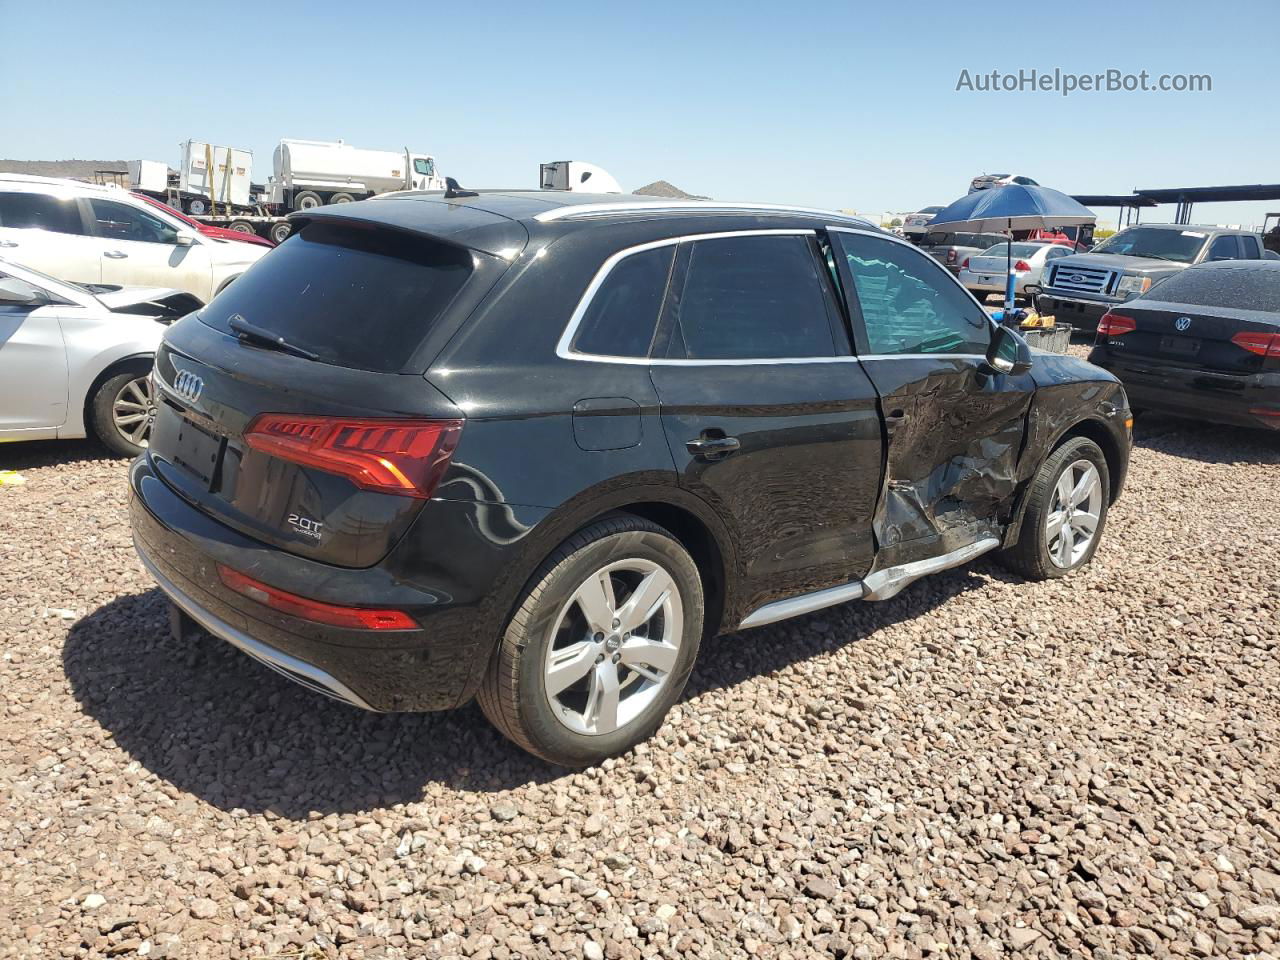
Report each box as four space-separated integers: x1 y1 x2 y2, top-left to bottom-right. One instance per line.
737 536 1000 630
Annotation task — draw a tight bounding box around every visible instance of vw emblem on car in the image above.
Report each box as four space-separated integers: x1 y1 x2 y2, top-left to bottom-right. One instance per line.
173 370 204 404
1175 316 1192 332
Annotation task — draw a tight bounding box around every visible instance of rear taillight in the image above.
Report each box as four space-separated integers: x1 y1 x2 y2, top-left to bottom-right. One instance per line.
1014 259 1032 272
243 415 463 498
218 565 417 630
1231 331 1280 358
1097 312 1137 337
961 257 970 270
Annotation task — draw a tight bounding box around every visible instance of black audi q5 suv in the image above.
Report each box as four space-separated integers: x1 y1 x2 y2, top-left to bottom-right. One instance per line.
131 190 1131 765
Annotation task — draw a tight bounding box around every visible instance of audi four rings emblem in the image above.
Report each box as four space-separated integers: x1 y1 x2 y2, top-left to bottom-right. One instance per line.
1175 316 1192 331
173 370 204 404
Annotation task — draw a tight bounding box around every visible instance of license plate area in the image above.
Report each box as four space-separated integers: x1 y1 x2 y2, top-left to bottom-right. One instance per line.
153 403 223 487
1159 335 1200 358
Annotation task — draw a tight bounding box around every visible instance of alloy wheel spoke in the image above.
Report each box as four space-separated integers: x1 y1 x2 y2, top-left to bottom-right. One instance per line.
573 572 618 634
1055 471 1075 512
1072 510 1100 537
619 636 679 675
1070 467 1098 507
114 400 147 414
584 662 620 733
1045 509 1068 541
125 380 149 406
544 640 597 697
114 413 148 426
615 568 673 634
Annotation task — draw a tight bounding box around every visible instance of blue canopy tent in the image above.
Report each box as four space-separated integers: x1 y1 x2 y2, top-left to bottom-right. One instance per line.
926 186 1096 315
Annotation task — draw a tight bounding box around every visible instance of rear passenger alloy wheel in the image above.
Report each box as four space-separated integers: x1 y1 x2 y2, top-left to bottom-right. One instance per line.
91 369 156 458
479 516 703 766
997 436 1111 580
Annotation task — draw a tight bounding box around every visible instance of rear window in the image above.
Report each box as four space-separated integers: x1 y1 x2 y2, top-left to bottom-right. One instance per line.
978 243 1043 258
0 191 85 235
198 223 473 373
1146 266 1280 313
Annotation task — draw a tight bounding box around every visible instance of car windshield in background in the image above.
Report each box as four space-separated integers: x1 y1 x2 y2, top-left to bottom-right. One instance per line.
920 206 943 215
978 243 1043 258
1147 266 1280 313
197 223 473 373
1092 228 1207 263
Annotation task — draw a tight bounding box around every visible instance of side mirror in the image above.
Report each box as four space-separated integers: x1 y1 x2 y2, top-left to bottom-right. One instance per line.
174 233 196 247
985 322 1033 376
0 277 46 306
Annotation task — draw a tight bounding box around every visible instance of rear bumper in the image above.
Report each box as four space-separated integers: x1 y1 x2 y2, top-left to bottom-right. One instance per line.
129 455 526 711
1089 351 1280 429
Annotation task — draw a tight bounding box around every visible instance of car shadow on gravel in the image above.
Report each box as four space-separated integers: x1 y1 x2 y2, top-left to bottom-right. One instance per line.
63 589 561 818
0 438 122 470
1133 414 1280 465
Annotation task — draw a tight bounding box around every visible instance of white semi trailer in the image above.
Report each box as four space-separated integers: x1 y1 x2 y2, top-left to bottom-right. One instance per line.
539 160 623 193
268 139 445 210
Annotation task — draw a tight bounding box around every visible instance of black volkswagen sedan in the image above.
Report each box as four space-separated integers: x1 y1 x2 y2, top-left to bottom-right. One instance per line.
1089 261 1280 430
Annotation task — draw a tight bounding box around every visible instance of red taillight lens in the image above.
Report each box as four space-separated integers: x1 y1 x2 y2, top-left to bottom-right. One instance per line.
1097 312 1137 337
1231 331 1280 358
961 257 970 270
218 565 417 630
1014 260 1032 272
243 415 463 498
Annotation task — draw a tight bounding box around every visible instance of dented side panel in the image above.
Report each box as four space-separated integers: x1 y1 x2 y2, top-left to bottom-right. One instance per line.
859 356 1035 552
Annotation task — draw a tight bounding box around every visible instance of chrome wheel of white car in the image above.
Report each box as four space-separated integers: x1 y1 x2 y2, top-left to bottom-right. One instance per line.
543 558 684 736
112 375 155 449
1046 459 1103 568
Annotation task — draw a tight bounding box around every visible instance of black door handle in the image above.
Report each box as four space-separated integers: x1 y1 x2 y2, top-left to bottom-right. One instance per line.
686 434 741 459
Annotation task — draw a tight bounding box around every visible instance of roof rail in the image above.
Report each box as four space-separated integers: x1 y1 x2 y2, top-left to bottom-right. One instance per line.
533 200 875 226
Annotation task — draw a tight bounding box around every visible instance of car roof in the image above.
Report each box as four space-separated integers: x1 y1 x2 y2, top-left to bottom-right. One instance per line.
1116 222 1245 233
1187 258 1280 272
0 173 119 194
296 190 878 256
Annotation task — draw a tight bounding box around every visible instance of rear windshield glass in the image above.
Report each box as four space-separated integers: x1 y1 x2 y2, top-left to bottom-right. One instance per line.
1148 266 1280 313
978 243 1043 258
198 223 473 372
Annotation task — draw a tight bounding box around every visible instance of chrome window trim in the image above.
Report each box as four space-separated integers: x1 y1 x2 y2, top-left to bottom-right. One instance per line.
557 228 861 366
535 200 874 226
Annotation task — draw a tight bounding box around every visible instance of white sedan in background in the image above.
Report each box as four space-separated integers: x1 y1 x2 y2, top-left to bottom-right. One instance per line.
0 174 268 303
0 259 199 456
959 241 1078 303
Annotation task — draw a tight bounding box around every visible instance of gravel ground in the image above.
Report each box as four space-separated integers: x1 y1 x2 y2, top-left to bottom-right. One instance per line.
3 375 1279 958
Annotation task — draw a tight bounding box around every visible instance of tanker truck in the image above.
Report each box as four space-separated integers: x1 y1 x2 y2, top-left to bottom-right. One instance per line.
267 139 445 210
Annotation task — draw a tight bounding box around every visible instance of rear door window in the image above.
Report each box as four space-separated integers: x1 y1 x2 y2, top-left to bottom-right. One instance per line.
198 222 474 373
571 245 674 358
667 234 837 360
0 192 86 235
1241 236 1263 259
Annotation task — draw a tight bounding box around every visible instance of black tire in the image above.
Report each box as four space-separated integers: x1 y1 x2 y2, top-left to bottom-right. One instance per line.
478 515 704 767
228 220 255 234
90 365 154 458
185 197 209 216
970 289 987 302
293 191 323 210
998 436 1111 580
330 192 355 204
268 221 293 244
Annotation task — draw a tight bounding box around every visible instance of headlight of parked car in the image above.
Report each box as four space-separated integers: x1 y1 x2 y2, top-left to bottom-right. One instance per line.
1116 275 1153 297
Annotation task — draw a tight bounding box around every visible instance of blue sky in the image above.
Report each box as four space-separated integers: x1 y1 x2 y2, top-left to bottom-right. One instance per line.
4 0 1276 230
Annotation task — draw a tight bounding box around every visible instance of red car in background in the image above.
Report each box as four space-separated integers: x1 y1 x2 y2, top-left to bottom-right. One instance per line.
133 193 274 248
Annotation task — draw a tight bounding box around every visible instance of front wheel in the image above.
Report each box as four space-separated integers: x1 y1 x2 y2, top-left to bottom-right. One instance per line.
478 516 703 766
91 367 155 457
998 436 1111 580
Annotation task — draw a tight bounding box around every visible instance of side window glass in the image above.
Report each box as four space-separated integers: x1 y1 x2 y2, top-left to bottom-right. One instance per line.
1207 235 1241 261
413 158 434 176
88 199 180 245
835 232 989 356
0 192 85 235
1241 236 1262 260
572 245 674 358
672 235 836 360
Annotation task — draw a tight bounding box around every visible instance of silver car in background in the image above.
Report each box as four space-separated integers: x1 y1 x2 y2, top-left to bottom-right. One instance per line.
902 205 945 240
0 259 199 456
958 241 1077 302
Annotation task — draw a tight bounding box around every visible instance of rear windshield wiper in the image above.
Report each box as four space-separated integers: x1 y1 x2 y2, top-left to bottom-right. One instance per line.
228 315 319 361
